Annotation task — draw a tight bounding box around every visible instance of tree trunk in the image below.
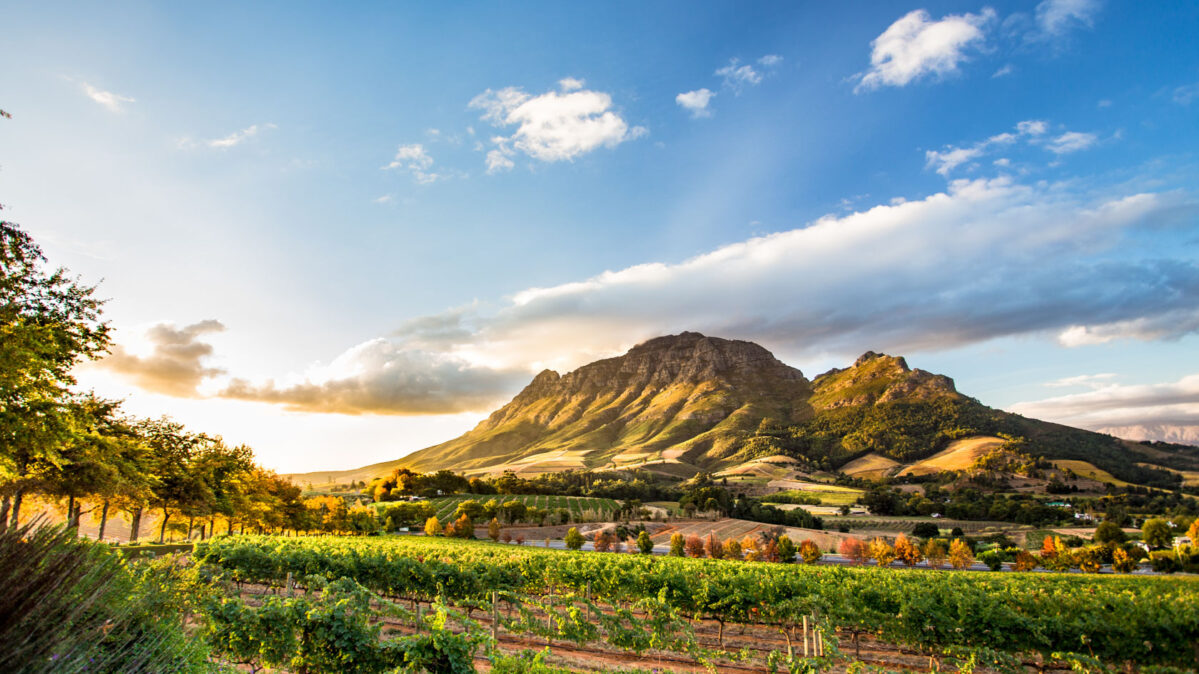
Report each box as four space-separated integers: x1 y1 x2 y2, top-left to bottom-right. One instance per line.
187 516 195 541
0 495 10 532
158 508 171 543
67 495 78 533
97 500 110 541
228 519 234 535
9 490 24 528
130 507 143 543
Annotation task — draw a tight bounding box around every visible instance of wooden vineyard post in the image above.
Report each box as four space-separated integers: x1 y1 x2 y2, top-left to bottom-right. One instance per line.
416 603 423 631
285 572 293 597
803 615 809 657
586 580 592 622
491 591 499 642
817 622 824 657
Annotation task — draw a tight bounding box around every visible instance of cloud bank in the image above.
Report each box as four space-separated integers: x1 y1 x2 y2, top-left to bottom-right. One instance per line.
1011 373 1199 442
100 320 226 396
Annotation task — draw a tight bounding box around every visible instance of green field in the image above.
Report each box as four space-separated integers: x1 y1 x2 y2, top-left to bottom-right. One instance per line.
765 484 865 506
820 514 1022 534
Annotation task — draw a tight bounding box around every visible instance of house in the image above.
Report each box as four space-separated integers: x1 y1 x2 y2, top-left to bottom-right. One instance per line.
1175 536 1193 548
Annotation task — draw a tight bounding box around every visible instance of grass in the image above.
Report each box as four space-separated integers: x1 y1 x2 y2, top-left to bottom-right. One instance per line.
896 436 1005 476
765 483 864 506
1051 460 1134 487
840 452 900 479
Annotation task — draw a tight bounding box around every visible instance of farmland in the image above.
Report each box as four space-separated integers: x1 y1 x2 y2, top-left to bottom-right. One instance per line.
195 534 1199 673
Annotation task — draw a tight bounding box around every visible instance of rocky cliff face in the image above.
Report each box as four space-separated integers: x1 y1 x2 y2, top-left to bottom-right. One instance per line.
810 351 958 410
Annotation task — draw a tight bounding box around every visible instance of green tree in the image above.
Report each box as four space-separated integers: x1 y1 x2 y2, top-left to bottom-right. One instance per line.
565 527 584 550
1 219 109 528
1141 518 1172 549
776 534 796 563
668 532 685 556
487 517 501 541
1094 520 1126 545
636 530 653 554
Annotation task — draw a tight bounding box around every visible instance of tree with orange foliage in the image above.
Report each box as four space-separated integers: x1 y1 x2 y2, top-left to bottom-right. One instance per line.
684 534 705 558
799 539 823 564
1013 549 1038 571
893 534 923 566
594 530 613 552
839 538 868 565
741 535 760 561
704 533 724 560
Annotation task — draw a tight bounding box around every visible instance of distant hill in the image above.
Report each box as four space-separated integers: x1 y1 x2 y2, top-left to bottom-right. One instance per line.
287 333 1199 492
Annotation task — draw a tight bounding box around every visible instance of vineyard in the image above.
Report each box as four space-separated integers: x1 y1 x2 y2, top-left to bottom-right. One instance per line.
419 494 622 522
195 534 1199 672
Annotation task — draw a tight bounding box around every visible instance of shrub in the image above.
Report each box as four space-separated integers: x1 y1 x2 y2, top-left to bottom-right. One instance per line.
564 527 584 551
978 549 1004 571
636 531 654 554
894 534 923 566
1112 547 1138 573
799 539 823 564
776 534 796 563
684 534 705 558
488 517 501 542
669 532 685 557
1149 551 1179 574
1013 549 1038 571
424 516 442 537
723 538 743 561
593 531 612 553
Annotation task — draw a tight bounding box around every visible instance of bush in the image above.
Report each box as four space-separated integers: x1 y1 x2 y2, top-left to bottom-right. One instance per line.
669 532 685 557
776 534 796 563
978 549 1004 571
799 539 823 564
636 531 654 554
912 522 940 539
1149 551 1180 574
564 527 584 551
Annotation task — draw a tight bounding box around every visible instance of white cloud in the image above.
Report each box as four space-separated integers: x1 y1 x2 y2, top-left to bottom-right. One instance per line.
373 195 394 204
383 143 446 183
137 175 1195 417
855 8 994 92
1058 309 1199 347
81 82 135 112
758 55 784 67
715 59 763 92
1011 372 1199 435
1044 373 1117 388
992 64 1014 78
1047 130 1097 154
1173 82 1199 106
924 119 1044 175
675 88 715 118
208 123 277 149
558 77 585 92
1035 0 1100 36
469 80 645 172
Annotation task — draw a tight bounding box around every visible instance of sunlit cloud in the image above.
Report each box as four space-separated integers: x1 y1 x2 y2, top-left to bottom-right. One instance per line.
854 8 994 92
97 320 226 396
80 82 135 112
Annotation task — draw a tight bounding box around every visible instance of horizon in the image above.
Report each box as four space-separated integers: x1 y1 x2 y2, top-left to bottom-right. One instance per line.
3 1 1198 473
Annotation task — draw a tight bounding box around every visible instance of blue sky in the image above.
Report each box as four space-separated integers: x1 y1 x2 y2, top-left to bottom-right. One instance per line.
2 1 1198 471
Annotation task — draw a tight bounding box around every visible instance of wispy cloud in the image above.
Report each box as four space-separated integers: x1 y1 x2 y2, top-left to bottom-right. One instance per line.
854 8 994 92
1044 373 1117 388
180 123 277 150
470 78 646 173
1173 82 1199 106
1035 0 1100 37
1047 131 1097 154
924 119 1048 175
1011 372 1199 435
81 82 135 112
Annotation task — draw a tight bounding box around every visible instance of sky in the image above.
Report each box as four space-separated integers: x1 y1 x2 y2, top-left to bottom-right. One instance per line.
2 1 1198 472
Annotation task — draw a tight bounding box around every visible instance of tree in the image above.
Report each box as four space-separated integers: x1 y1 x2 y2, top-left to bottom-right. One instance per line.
923 538 948 569
777 534 796 563
669 532 685 556
1094 520 1126 545
704 533 724 560
1141 518 1172 549
912 522 940 539
593 531 612 552
870 538 896 567
948 539 974 569
1013 549 1038 571
799 539 822 564
636 530 653 554
565 527 584 550
487 517 501 542
1112 547 1138 573
839 538 868 565
453 499 484 522
893 534 923 566
450 513 473 539
0 220 110 530
424 516 442 536
722 538 743 560
684 534 705 558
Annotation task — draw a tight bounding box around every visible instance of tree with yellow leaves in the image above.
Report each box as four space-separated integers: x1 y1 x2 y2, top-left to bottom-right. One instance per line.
723 538 743 560
870 537 896 567
424 515 442 537
923 538 948 569
894 534 923 566
948 539 974 569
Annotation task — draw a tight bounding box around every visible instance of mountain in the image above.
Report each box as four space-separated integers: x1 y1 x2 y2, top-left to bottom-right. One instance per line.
396 332 814 476
289 332 1199 491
